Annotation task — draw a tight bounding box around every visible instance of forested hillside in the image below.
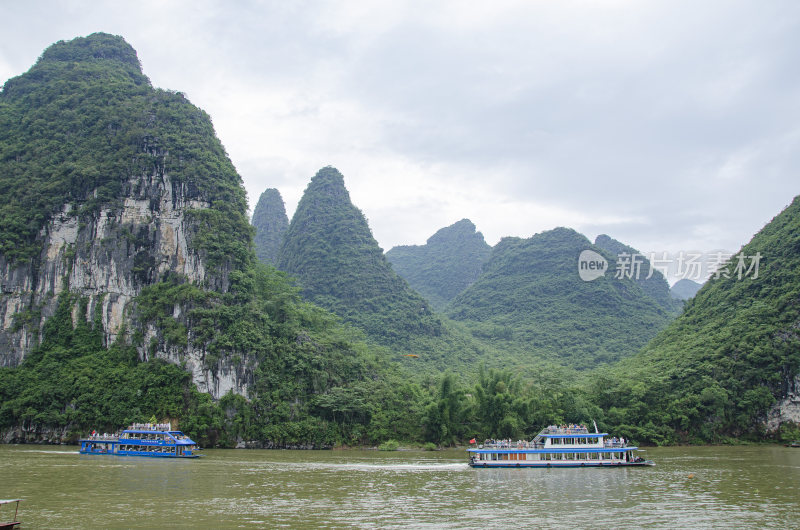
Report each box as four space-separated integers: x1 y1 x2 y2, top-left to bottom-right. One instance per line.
276 167 494 371
386 219 491 311
277 167 443 344
446 228 678 369
593 196 800 443
594 234 682 314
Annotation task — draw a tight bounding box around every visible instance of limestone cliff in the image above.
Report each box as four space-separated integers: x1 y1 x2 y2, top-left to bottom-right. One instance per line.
0 33 253 398
767 374 800 431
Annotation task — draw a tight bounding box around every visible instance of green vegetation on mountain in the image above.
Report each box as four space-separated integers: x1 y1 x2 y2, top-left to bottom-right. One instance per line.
594 234 682 314
446 228 678 369
0 35 425 448
0 270 430 447
278 168 441 347
594 196 800 443
2 33 797 449
386 219 491 311
0 33 250 266
252 188 288 265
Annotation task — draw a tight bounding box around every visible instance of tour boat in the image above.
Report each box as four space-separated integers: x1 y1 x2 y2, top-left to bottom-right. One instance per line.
468 424 654 468
79 423 201 458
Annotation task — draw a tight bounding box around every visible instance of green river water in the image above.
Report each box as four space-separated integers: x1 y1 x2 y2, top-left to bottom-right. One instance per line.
1 444 798 528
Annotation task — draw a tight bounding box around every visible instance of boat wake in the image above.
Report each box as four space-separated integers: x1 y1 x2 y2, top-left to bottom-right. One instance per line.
249 461 469 473
18 449 79 455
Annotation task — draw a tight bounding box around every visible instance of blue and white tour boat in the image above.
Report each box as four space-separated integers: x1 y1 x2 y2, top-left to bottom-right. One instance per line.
468 424 654 468
79 423 201 458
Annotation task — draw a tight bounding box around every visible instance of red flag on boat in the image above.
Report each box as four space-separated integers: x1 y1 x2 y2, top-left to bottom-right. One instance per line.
469 438 476 444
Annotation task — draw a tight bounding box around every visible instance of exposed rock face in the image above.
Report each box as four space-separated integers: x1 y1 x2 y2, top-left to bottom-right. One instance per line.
766 374 800 432
1 173 202 360
0 171 250 398
1 424 74 444
0 33 253 399
252 188 288 265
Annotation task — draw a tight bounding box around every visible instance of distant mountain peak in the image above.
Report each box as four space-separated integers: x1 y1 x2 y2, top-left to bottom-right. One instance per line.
305 166 351 203
387 219 491 310
38 33 142 70
252 188 288 265
278 166 442 347
670 278 703 300
446 226 678 368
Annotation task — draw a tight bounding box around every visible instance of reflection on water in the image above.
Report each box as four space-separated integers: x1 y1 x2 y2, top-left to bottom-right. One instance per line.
1 444 799 528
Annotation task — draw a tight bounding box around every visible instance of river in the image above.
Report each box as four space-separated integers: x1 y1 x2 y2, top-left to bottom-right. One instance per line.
1 444 798 528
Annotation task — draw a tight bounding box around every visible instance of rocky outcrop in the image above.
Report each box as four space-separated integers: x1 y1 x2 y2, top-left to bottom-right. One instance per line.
142 320 254 398
766 374 800 432
0 172 205 354
0 424 78 444
0 33 257 401
0 171 250 398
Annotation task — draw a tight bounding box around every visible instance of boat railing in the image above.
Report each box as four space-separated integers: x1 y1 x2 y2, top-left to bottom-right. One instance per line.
85 433 119 441
480 441 544 449
541 426 591 435
128 422 172 431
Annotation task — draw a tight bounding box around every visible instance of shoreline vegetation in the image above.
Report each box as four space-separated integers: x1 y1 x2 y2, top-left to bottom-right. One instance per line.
0 437 794 450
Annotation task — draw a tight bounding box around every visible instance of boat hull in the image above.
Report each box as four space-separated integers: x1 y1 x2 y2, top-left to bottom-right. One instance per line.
79 450 199 458
469 460 654 468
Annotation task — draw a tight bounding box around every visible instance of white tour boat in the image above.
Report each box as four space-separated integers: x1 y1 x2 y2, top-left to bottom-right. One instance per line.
468 424 654 468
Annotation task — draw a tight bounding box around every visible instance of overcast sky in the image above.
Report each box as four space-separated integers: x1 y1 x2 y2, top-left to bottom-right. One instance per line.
1 1 798 281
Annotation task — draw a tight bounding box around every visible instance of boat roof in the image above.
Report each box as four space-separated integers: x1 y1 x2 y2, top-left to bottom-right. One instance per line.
122 429 183 434
468 446 637 453
540 432 608 438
